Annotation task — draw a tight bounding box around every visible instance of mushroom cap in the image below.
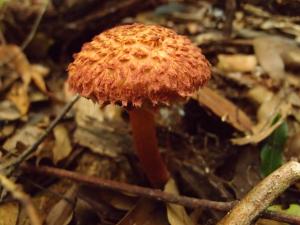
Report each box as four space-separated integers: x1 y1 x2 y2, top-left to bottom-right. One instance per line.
67 23 211 106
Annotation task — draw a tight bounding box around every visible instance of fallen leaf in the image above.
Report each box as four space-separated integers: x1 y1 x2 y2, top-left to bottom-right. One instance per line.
231 103 291 145
74 97 122 126
3 125 44 152
230 148 261 199
0 100 21 121
0 45 32 85
165 179 195 225
253 36 295 79
193 87 253 132
0 202 19 225
6 82 30 115
52 124 72 164
217 54 257 72
117 198 168 225
0 45 49 115
74 125 130 158
30 64 49 93
46 185 77 225
73 98 130 158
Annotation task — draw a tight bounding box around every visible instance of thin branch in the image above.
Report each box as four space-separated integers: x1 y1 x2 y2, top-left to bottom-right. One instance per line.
217 161 300 225
22 164 234 211
0 173 42 225
0 94 80 174
21 164 300 224
21 0 49 50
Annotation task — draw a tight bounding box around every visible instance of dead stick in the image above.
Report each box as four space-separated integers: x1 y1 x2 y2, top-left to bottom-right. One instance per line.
21 164 300 224
0 94 80 173
0 173 42 225
218 161 300 225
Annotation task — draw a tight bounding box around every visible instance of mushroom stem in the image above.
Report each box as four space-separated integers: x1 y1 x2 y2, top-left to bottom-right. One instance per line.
129 107 169 188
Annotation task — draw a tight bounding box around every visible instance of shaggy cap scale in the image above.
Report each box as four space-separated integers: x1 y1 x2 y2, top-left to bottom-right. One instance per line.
67 23 211 106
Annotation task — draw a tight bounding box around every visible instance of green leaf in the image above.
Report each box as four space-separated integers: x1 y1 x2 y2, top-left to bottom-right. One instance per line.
268 204 300 217
260 116 288 177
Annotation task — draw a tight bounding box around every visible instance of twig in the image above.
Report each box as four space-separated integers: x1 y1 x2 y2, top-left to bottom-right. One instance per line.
0 94 80 174
21 164 300 224
0 173 42 225
217 161 300 225
22 164 234 211
21 0 48 50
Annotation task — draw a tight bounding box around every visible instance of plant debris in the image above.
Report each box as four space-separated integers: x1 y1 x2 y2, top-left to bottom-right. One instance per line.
0 0 300 224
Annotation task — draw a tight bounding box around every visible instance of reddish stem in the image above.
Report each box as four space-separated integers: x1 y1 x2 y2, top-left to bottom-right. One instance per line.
129 107 169 188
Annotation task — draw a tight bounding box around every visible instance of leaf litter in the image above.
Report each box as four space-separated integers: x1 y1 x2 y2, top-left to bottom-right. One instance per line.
0 1 299 225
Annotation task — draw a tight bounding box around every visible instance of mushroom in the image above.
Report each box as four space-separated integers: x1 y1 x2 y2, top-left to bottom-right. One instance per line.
67 23 211 187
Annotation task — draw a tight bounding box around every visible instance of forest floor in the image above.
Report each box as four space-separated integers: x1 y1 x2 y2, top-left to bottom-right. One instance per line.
0 0 300 224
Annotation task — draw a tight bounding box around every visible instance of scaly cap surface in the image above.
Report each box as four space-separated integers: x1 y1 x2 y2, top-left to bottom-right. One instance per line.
67 23 211 106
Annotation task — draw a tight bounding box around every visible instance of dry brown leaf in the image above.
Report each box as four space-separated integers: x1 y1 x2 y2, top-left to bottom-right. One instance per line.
217 54 257 73
117 198 168 225
0 202 19 225
52 124 72 164
253 36 295 79
165 179 195 225
0 45 32 85
3 125 44 152
74 98 122 126
6 83 30 115
46 185 77 225
193 87 253 132
30 64 49 93
0 100 21 121
0 46 48 90
73 98 129 158
231 102 291 145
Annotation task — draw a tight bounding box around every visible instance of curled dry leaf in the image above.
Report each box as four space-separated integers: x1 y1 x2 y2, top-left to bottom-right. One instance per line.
52 124 72 164
0 45 32 85
193 87 253 133
165 179 195 225
30 64 49 93
217 54 257 73
231 102 291 145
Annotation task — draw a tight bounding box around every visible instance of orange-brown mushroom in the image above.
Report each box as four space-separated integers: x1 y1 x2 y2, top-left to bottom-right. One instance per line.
68 23 211 187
